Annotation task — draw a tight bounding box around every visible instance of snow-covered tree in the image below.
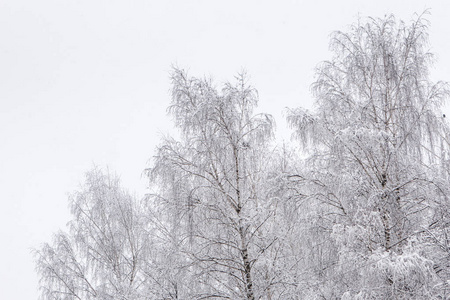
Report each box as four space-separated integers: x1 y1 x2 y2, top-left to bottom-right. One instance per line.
35 168 153 300
148 68 286 299
288 12 450 299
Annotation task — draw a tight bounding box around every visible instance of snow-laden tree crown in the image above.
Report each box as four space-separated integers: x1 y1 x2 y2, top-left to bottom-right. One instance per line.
35 13 450 300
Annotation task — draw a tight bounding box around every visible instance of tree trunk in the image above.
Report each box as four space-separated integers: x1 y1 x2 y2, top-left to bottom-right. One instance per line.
239 226 255 300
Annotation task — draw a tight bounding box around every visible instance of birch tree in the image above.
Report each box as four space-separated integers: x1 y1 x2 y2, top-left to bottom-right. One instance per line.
35 168 152 300
288 13 450 299
148 68 281 299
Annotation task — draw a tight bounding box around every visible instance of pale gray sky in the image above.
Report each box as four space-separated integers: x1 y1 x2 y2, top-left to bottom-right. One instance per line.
1 0 449 298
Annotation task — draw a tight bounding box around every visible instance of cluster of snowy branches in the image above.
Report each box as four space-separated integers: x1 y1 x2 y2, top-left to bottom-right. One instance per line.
35 13 450 299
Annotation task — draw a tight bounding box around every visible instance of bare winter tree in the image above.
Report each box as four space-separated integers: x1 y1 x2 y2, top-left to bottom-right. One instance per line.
148 68 284 299
34 168 153 300
288 12 450 299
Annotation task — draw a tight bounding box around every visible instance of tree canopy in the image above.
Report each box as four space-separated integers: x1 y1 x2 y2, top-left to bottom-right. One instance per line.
36 13 450 300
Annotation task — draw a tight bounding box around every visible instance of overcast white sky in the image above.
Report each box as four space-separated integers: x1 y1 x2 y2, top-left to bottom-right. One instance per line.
1 0 450 298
